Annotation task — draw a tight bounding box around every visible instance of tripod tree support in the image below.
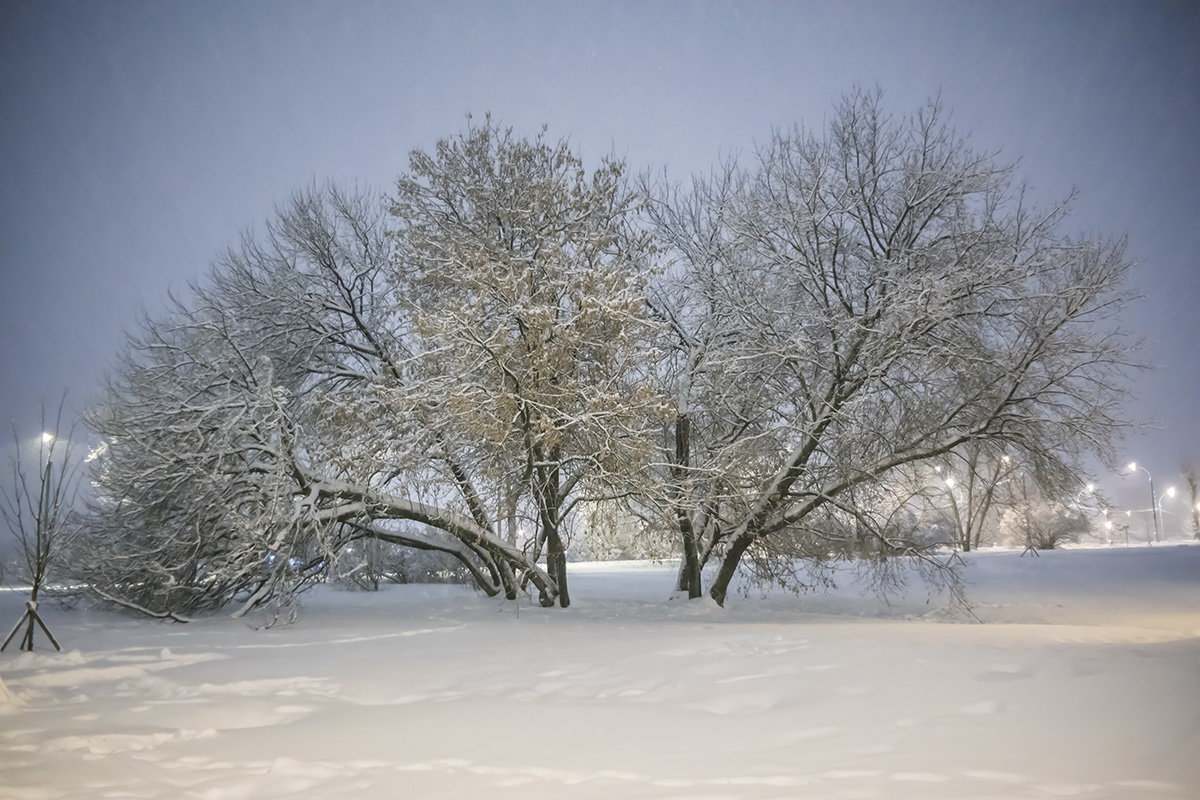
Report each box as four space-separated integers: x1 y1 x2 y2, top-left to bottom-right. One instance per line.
1 600 60 653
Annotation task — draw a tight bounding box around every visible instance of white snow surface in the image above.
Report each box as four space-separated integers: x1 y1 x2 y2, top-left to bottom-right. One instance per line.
2 544 1198 799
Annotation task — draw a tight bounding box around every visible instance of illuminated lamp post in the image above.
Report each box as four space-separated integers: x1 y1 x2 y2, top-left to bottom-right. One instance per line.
1126 462 1160 544
1160 486 1176 539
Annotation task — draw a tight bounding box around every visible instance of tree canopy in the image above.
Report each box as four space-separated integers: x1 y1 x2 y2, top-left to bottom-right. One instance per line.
75 93 1136 616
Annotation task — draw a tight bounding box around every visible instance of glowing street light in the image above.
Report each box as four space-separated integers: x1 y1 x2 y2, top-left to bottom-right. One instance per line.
1157 486 1178 538
1125 462 1160 543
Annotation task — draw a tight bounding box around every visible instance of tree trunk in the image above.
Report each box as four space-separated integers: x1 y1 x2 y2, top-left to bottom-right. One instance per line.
21 583 40 651
546 528 570 608
505 491 518 546
676 536 702 598
708 531 754 607
495 558 518 600
538 457 570 608
671 413 703 598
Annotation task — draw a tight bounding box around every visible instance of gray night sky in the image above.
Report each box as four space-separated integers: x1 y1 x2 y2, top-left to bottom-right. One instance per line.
1 0 1197 514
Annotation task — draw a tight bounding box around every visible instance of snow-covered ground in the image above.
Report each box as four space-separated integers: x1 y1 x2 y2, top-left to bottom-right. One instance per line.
2 544 1198 799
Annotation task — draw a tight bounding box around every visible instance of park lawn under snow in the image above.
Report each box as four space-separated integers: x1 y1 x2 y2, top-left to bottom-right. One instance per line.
2 544 1198 800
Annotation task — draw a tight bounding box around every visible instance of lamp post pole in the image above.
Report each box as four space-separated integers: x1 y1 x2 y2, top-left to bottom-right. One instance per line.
1127 462 1160 544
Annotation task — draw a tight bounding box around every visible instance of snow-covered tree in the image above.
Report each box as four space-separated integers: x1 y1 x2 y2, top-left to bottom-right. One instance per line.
647 89 1135 605
81 120 662 615
997 473 1090 551
80 100 1137 615
1 396 82 648
81 183 559 617
1183 464 1199 540
925 442 1095 552
643 160 757 597
932 445 1019 552
387 118 664 606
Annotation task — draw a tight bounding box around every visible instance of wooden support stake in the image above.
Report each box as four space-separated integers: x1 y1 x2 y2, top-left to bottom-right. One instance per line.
0 611 24 652
1 601 61 653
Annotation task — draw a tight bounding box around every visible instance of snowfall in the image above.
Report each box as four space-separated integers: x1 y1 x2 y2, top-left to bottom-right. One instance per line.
2 543 1198 800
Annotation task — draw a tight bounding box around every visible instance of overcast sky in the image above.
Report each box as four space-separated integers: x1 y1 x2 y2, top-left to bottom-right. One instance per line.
1 0 1197 518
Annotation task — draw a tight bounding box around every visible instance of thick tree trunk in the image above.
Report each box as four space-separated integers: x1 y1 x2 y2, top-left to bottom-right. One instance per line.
466 541 505 590
546 528 570 608
671 413 703 599
676 537 702 598
504 486 519 546
541 459 570 608
495 558 518 600
708 530 754 607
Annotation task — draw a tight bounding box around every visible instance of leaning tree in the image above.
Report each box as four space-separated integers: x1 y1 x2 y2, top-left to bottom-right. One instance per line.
646 89 1135 604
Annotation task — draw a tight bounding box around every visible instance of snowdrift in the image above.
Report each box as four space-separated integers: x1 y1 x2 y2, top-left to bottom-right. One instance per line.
2 544 1198 799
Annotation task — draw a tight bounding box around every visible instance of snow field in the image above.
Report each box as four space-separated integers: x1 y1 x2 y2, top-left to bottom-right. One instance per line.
2 544 1198 799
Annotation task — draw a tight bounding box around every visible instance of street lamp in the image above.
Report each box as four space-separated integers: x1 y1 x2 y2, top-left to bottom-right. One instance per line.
1159 486 1177 538
1126 462 1160 543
